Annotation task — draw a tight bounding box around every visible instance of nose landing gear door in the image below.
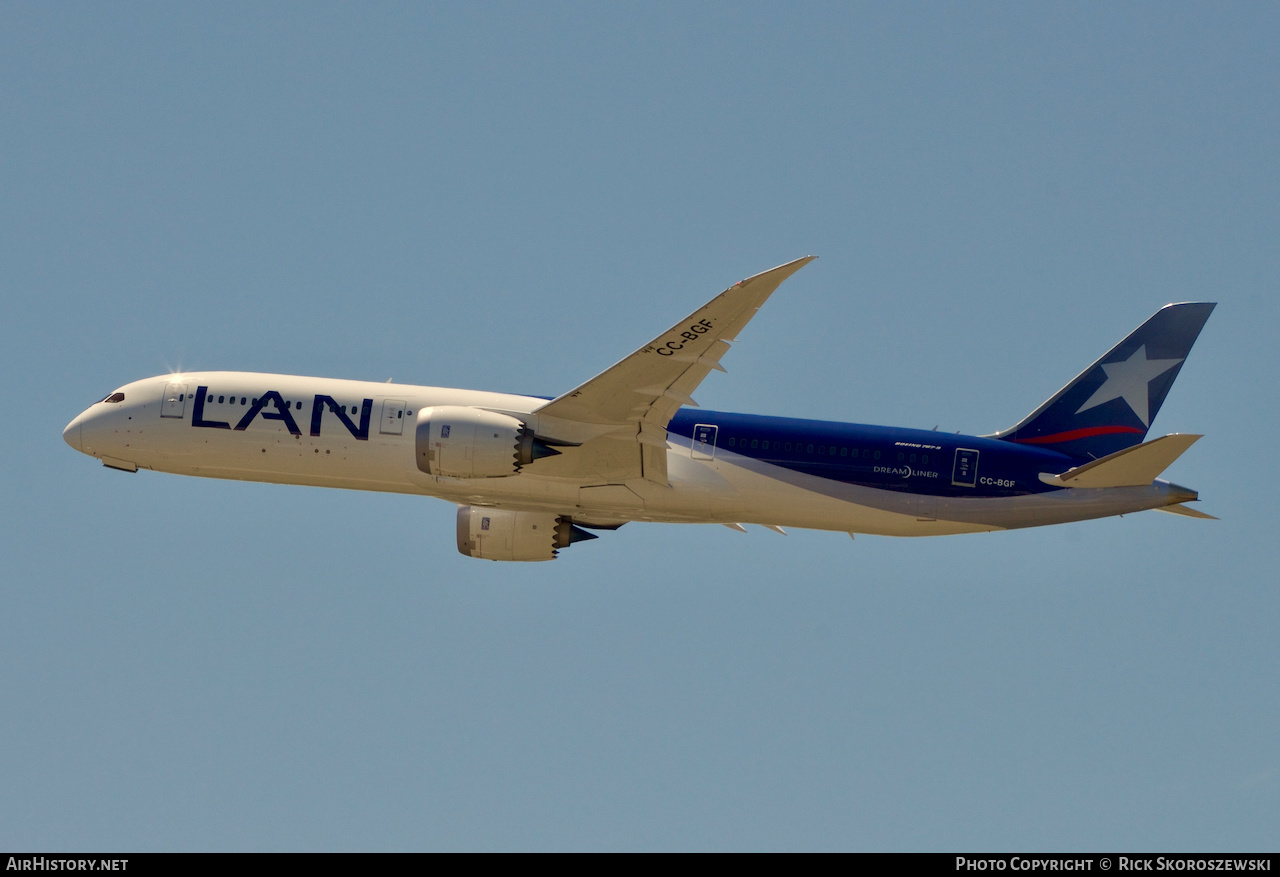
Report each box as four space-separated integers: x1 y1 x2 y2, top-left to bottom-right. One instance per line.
161 382 188 419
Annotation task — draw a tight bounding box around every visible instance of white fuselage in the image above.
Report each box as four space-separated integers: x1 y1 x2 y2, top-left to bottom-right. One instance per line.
64 372 1192 539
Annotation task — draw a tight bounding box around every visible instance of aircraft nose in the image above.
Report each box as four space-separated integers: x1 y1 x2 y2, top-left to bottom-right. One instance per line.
63 414 83 453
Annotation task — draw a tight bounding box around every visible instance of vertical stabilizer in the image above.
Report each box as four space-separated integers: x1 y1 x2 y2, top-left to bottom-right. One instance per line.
992 303 1214 459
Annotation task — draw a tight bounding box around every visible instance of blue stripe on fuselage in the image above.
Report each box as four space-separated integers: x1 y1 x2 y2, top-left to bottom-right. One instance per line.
667 410 1078 498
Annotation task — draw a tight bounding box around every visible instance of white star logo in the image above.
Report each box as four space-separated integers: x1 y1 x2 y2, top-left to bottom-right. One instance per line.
1075 345 1183 427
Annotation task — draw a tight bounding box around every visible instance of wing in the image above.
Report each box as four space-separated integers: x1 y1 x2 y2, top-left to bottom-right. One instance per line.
530 256 815 485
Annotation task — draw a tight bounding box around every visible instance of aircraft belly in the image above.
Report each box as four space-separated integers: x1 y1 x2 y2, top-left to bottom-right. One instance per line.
657 452 994 535
657 441 1177 535
932 484 1181 530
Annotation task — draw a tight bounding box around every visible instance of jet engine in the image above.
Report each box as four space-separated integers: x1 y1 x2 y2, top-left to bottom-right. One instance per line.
455 506 598 562
416 406 559 478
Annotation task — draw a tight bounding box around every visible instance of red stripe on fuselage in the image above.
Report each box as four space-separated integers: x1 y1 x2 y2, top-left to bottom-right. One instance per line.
1012 425 1144 445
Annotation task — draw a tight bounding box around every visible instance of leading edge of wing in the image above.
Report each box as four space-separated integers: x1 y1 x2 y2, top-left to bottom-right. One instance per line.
533 256 816 432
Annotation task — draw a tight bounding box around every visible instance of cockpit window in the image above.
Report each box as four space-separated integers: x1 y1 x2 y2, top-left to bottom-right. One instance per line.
100 392 125 404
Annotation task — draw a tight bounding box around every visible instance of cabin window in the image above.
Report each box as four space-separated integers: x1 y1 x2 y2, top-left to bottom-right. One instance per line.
750 439 758 449
910 454 917 463
922 454 929 464
218 395 225 404
874 450 881 459
241 397 246 405
785 443 792 452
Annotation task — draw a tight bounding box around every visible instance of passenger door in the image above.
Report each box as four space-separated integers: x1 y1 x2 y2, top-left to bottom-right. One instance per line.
161 382 188 419
379 399 407 435
952 448 979 487
691 424 718 460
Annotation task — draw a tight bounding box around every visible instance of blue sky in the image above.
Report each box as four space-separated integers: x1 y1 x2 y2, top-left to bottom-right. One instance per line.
3 2 1277 851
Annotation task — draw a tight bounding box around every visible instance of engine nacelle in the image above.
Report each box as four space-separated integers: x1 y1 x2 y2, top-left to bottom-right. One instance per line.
416 406 558 478
456 506 597 562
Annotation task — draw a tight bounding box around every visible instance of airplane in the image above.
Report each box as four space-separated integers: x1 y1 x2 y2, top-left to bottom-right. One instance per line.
63 257 1216 561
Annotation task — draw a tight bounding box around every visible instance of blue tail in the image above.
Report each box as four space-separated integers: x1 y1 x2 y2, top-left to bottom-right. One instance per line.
992 302 1215 460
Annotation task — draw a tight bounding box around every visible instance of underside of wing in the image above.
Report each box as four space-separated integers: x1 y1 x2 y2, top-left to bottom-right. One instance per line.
529 257 815 483
535 257 815 429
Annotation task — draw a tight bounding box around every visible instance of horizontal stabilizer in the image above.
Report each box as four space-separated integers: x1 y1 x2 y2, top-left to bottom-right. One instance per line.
1042 433 1201 488
1155 503 1218 520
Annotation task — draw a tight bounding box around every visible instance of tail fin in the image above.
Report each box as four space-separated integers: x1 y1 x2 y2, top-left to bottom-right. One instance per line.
992 302 1215 459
